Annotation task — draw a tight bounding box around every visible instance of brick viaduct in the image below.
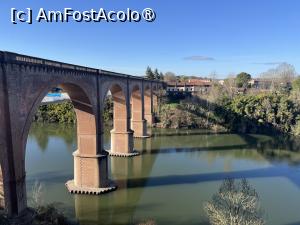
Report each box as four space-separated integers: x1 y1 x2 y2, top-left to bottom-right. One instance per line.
0 51 164 217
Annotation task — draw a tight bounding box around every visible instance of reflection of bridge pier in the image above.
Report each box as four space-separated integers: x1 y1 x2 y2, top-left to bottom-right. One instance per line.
74 148 158 225
134 137 153 154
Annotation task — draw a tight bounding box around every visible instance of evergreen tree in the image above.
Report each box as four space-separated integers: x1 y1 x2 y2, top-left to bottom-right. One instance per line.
154 69 160 80
236 72 252 88
145 66 155 80
159 72 164 80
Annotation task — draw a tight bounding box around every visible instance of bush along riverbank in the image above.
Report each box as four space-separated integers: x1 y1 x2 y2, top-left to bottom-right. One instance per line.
157 91 300 136
33 98 114 125
34 102 76 124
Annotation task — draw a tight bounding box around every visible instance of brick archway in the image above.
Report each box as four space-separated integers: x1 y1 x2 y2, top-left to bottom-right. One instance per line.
0 51 164 217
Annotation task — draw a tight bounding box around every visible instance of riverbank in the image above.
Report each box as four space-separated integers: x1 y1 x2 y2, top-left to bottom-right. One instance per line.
157 91 300 136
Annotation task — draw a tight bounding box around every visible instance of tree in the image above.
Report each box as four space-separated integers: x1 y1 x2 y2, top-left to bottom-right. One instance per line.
154 68 160 80
236 72 251 88
276 63 296 86
159 72 164 80
163 72 177 82
292 77 300 91
145 66 155 80
178 75 188 82
204 178 265 225
260 63 297 90
223 74 237 99
291 77 300 102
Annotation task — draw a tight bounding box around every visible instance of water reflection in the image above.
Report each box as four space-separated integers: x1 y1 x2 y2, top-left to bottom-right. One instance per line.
204 178 265 225
25 123 300 225
29 123 76 151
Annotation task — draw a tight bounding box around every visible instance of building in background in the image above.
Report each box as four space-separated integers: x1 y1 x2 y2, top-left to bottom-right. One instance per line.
167 79 211 94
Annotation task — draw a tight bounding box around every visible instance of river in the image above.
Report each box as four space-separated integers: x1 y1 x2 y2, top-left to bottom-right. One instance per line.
25 123 300 225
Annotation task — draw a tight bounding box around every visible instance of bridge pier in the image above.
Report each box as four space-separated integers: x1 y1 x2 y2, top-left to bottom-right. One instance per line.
107 85 138 157
144 113 154 126
66 152 116 194
66 109 116 194
152 94 159 114
131 85 149 138
144 86 154 127
131 120 149 138
110 130 138 156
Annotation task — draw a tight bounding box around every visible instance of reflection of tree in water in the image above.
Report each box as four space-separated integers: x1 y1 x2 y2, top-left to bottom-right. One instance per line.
29 123 76 152
204 178 265 225
256 135 300 165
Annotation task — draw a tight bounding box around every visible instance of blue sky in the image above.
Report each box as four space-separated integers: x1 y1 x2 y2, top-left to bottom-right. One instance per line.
0 0 300 78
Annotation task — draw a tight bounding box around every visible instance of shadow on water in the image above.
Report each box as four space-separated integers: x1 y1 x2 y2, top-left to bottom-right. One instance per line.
74 194 160 225
151 130 230 138
141 145 255 155
116 165 300 189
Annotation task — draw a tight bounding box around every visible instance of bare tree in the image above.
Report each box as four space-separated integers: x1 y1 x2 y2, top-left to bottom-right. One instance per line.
135 219 156 225
204 178 265 225
31 181 44 208
223 74 237 99
260 63 297 90
163 72 177 82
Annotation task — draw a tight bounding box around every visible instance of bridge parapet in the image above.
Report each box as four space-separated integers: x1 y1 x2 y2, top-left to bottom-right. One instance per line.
0 51 165 86
0 51 99 74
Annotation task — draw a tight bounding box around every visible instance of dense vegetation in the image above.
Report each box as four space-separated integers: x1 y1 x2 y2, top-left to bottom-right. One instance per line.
34 98 113 124
220 93 300 135
159 87 300 136
34 103 76 124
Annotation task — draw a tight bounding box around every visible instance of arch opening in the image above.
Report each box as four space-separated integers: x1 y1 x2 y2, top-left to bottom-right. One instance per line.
22 82 111 211
23 83 97 157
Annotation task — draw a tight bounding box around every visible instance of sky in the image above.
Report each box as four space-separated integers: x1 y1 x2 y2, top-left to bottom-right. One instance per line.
0 0 300 78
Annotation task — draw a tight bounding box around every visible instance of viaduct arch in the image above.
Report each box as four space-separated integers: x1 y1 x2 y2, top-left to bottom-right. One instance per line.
0 51 164 217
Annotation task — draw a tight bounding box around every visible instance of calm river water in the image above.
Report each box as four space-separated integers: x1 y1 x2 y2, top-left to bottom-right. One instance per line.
26 123 300 225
